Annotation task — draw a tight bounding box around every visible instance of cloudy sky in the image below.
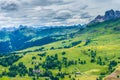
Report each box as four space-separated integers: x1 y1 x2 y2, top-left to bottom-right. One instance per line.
0 0 120 28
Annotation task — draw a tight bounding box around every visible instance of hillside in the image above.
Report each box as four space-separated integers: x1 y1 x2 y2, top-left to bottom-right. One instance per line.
0 25 82 54
0 18 120 80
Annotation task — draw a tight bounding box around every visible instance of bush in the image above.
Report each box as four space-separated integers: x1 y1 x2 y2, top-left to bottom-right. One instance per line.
38 52 46 57
8 62 28 77
8 71 17 77
32 56 36 60
0 54 22 67
61 52 66 55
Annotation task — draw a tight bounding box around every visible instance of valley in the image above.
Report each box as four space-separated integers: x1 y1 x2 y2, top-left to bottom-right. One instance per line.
0 17 120 80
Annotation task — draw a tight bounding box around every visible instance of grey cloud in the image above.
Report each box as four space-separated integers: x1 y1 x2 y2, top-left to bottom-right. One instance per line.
0 1 19 11
0 0 120 27
81 5 88 10
1 3 18 11
23 0 72 7
54 10 72 21
80 12 93 19
32 0 64 6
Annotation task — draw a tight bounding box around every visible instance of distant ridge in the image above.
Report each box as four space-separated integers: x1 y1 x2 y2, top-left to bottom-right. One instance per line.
90 9 120 24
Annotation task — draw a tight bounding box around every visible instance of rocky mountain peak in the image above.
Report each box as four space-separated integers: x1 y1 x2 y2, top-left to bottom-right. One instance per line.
104 9 115 20
90 9 120 24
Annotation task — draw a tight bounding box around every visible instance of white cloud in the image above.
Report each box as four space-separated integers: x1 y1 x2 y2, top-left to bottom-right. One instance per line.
0 0 119 27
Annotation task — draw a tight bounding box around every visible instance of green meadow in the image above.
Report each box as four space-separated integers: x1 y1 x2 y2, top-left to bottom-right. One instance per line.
0 19 120 80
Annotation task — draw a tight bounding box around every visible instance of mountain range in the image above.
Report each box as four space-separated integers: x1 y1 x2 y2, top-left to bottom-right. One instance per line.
0 9 120 54
0 24 83 53
90 9 120 24
0 9 120 80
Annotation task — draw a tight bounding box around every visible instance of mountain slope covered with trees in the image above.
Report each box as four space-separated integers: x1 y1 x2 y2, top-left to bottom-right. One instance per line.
0 10 120 80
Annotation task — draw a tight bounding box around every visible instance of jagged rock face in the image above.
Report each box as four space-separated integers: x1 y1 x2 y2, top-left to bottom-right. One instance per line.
94 15 104 23
90 9 120 24
104 9 116 20
116 11 120 17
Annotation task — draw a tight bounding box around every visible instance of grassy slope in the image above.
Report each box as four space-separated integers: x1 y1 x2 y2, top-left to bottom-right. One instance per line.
1 19 120 80
104 64 120 80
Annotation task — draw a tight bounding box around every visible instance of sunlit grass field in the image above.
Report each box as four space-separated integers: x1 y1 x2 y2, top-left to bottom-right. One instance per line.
0 19 120 80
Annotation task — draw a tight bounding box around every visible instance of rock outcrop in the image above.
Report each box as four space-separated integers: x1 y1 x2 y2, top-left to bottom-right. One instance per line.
90 9 120 24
